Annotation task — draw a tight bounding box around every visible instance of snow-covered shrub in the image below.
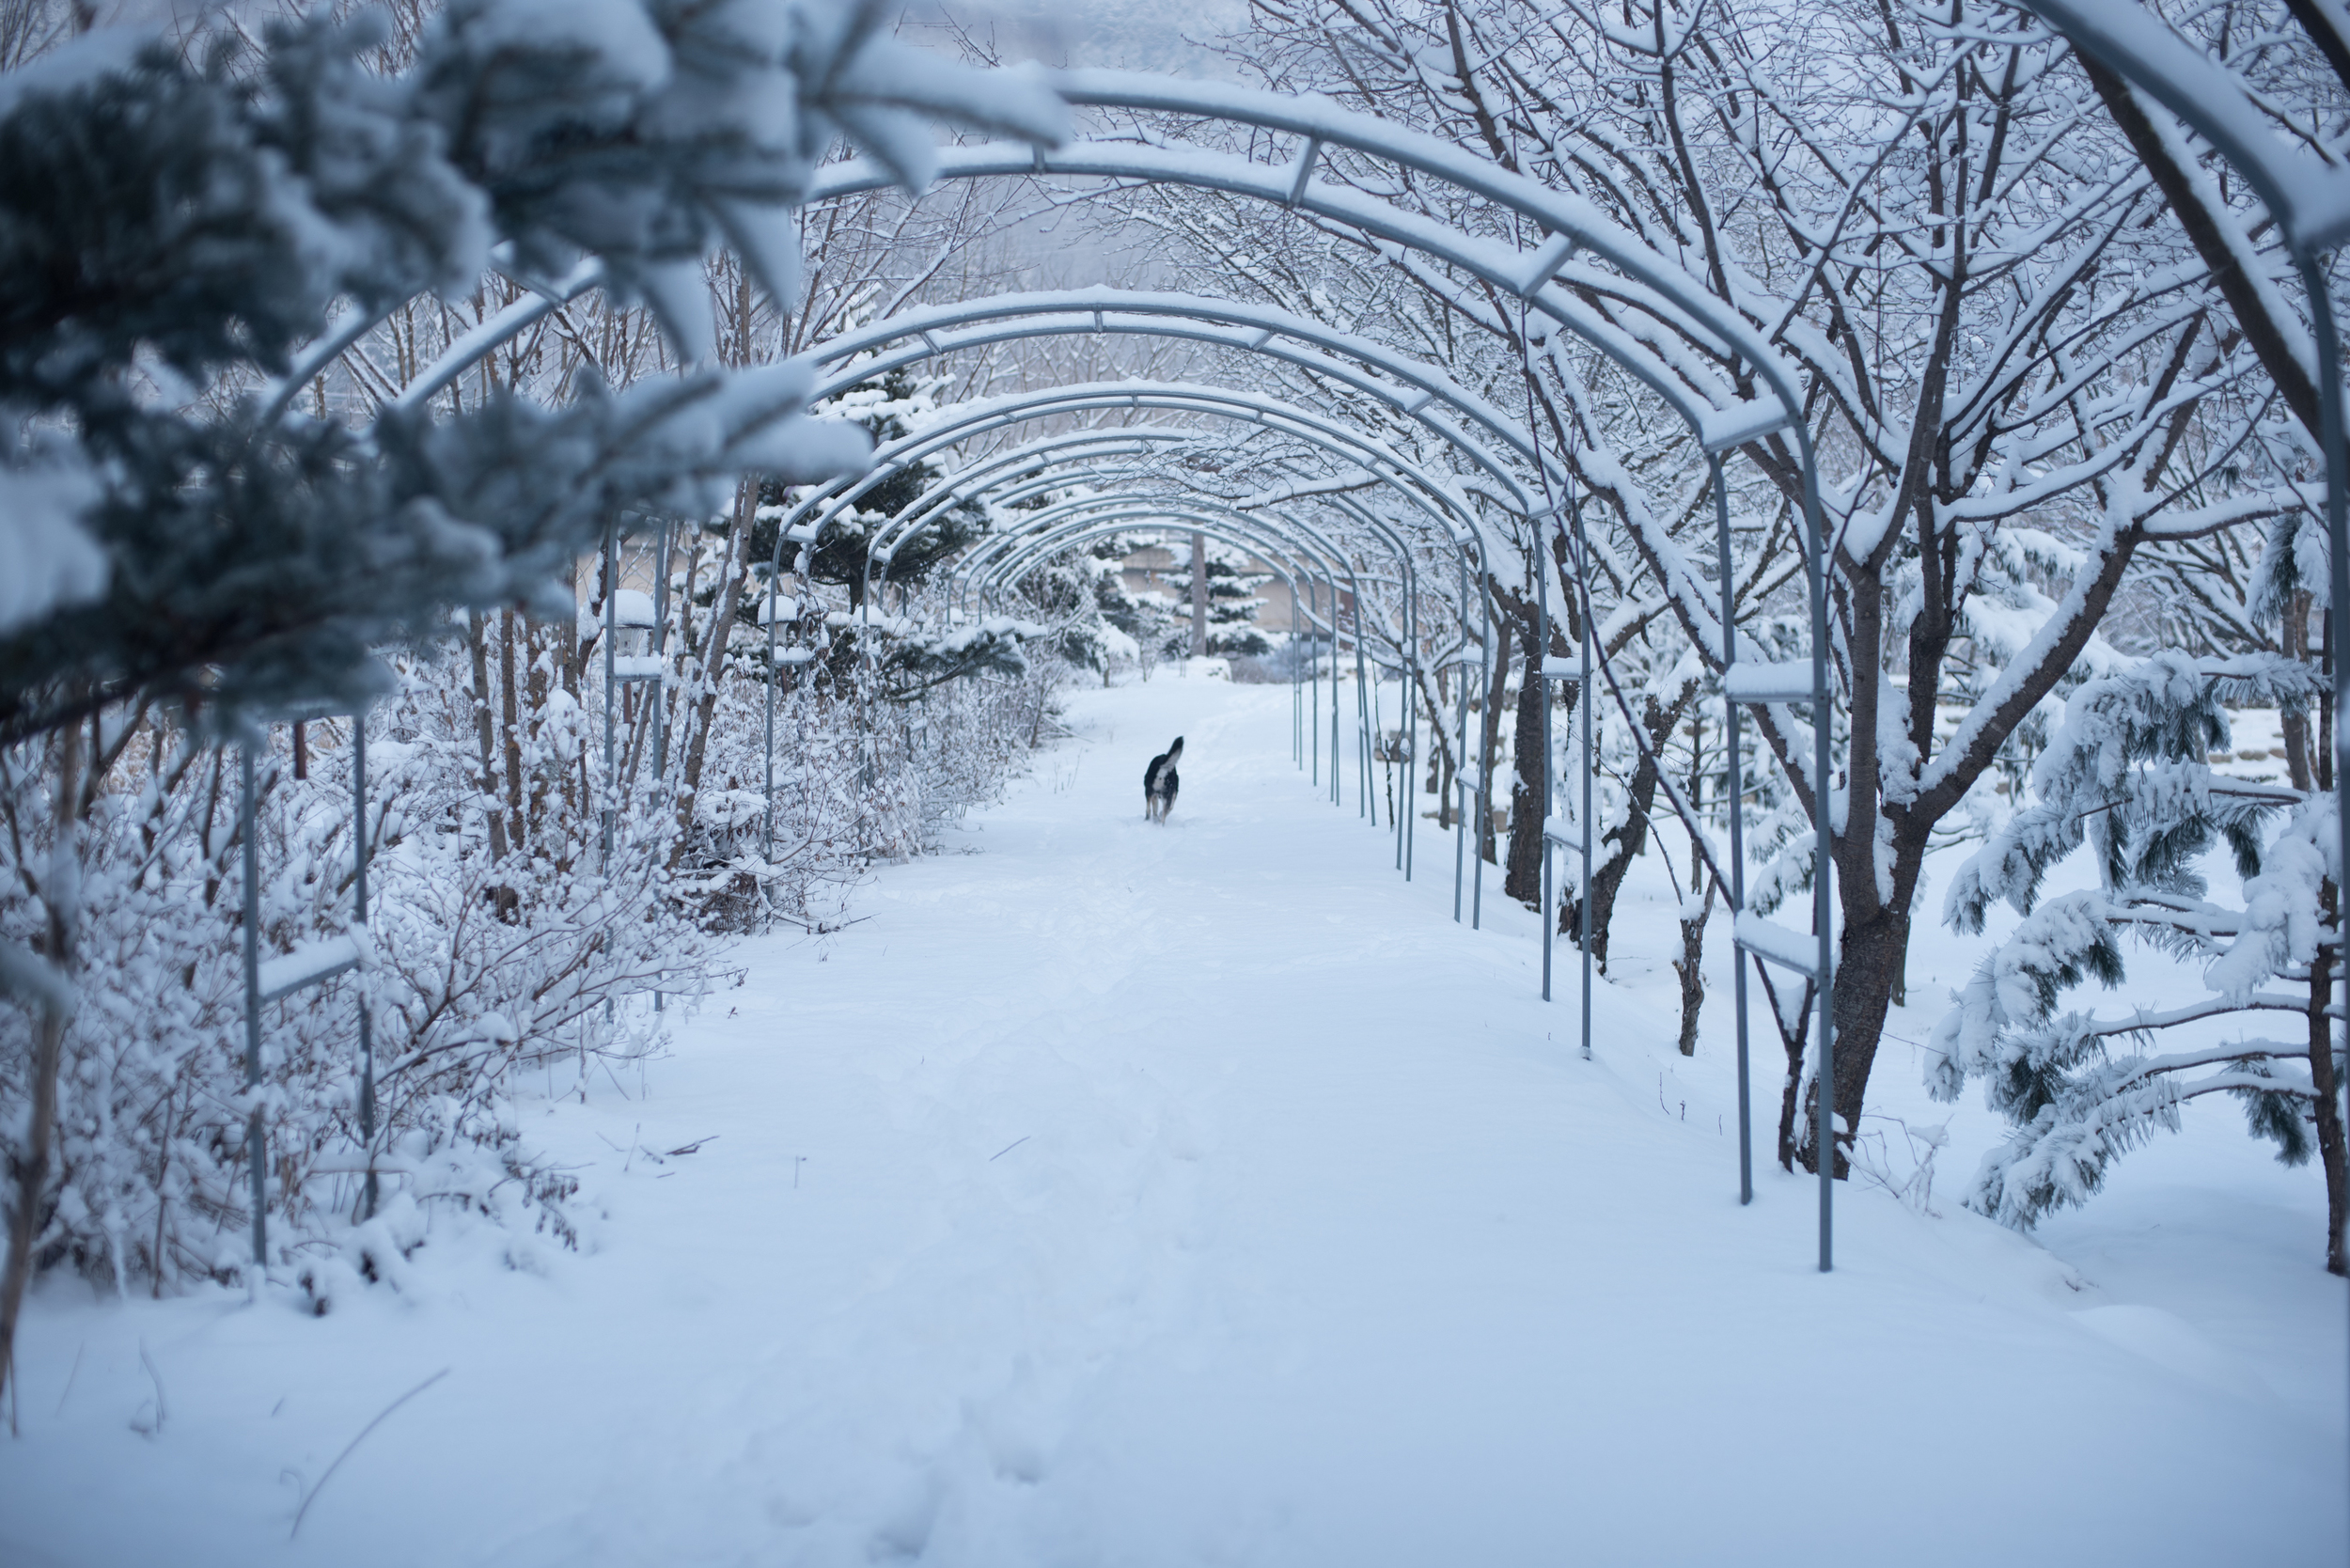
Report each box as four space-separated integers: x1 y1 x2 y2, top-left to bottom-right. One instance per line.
0 651 727 1294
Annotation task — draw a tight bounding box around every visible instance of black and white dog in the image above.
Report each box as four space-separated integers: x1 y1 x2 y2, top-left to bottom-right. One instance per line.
1144 737 1183 823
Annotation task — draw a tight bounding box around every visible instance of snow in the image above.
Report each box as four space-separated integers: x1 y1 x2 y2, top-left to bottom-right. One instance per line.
255 933 367 1004
1 676 2342 1565
0 461 106 636
1722 660 1816 703
1732 908 1824 980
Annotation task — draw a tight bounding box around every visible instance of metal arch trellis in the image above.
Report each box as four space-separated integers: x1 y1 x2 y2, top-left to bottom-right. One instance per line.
861 441 1447 866
796 82 1841 1252
791 387 1500 895
382 67 1841 1266
967 494 1397 830
756 379 1493 755
770 382 1507 572
960 508 1360 827
778 293 1548 887
964 495 1371 791
754 400 1503 913
795 288 1567 505
967 479 1466 881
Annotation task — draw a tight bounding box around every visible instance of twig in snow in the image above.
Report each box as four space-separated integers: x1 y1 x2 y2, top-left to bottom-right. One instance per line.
132 1340 166 1438
990 1136 1030 1161
53 1341 83 1417
290 1368 450 1538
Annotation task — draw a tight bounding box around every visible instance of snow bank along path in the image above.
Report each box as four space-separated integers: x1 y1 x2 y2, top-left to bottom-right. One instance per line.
4 676 2344 1566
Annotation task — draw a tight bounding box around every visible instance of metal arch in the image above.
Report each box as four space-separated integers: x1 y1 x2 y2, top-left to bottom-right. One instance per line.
951 474 1341 608
837 368 1495 602
811 74 1800 446
940 437 1496 913
941 444 1471 625
887 399 1497 902
801 289 1559 507
773 381 1496 575
783 302 1515 891
395 72 1810 463
761 400 1500 888
847 429 1199 563
829 387 1493 609
952 461 1424 625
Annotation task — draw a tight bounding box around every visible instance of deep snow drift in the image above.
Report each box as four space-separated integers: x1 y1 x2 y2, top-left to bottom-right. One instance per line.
2 673 2343 1566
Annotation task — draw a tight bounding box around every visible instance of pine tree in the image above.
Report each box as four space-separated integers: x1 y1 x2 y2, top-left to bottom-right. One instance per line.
1158 540 1274 658
1930 650 2349 1272
757 368 988 609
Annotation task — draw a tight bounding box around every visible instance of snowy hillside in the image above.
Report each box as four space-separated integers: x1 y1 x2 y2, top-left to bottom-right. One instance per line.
2 674 2340 1567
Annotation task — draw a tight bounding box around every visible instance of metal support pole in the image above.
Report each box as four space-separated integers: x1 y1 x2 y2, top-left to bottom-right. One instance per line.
1403 577 1418 880
1713 458 1753 1205
602 521 618 878
1310 578 1321 788
763 557 778 865
653 521 671 783
1540 545 1554 1003
652 521 669 1014
354 713 376 1221
1330 582 1341 807
241 744 266 1275
602 520 617 1028
1575 494 1593 1061
1473 578 1492 931
1454 553 1471 922
1355 586 1373 823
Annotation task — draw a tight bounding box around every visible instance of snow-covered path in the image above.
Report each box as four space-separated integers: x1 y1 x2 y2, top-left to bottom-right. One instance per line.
5 676 2344 1566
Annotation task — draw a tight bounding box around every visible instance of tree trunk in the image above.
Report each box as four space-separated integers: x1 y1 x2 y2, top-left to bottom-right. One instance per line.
1574 692 1687 972
465 614 509 864
2312 889 2347 1276
1477 611 1512 866
1792 894 1916 1178
501 607 525 855
1189 532 1208 658
1674 871 1717 1057
2283 591 2314 793
0 721 83 1415
1504 607 1547 907
677 499 753 862
1767 973 1815 1172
